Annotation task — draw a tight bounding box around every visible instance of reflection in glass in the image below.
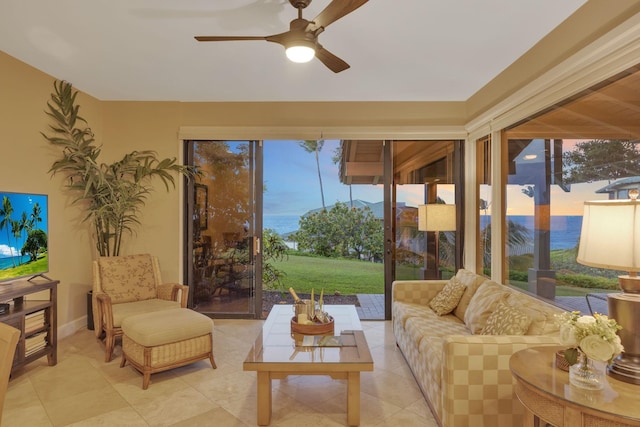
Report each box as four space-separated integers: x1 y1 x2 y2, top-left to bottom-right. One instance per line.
191 141 256 315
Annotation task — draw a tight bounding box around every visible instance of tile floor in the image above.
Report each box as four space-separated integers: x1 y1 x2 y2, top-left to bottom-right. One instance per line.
3 319 437 427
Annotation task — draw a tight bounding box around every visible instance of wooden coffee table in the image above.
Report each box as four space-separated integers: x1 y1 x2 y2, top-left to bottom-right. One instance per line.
244 305 373 426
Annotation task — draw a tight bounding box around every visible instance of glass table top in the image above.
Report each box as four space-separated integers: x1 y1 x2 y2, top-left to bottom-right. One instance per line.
244 304 371 366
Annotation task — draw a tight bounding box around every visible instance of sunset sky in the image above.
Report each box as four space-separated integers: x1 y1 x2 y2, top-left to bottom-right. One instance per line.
262 139 612 217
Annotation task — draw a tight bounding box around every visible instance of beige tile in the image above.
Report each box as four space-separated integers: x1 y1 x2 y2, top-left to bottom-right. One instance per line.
361 367 424 409
2 405 52 427
322 386 405 426
189 369 257 401
29 356 112 403
1 319 437 427
42 386 129 426
65 407 148 427
2 378 51 427
275 375 346 406
4 375 39 410
169 407 250 427
130 387 218 427
373 406 439 426
111 369 190 407
404 397 437 420
270 411 346 427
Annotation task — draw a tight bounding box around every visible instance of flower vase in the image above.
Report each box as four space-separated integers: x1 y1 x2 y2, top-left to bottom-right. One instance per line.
569 352 605 390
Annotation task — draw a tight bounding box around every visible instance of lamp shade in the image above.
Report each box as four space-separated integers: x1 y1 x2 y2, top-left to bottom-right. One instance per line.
418 204 456 232
577 199 640 272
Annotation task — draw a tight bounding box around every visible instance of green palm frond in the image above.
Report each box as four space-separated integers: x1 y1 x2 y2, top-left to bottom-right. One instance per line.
43 80 200 256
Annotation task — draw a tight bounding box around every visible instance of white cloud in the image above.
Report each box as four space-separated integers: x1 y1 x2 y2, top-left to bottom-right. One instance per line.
0 244 18 258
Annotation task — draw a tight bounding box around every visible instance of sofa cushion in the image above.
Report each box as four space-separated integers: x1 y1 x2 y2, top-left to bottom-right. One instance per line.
111 299 180 327
453 269 489 321
429 276 467 315
122 308 213 347
480 300 532 335
464 281 510 334
404 313 468 347
505 292 562 335
393 301 435 329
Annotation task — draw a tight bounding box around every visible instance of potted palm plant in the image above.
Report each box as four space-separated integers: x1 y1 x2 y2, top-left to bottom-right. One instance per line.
42 80 198 327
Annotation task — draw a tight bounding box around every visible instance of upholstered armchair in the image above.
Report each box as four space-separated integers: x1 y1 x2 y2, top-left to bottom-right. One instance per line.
92 254 189 362
0 323 19 421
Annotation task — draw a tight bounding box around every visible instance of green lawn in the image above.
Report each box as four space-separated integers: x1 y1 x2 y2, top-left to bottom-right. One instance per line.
270 251 611 297
272 254 384 294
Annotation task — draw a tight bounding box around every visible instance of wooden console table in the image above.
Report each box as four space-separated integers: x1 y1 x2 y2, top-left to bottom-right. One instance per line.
510 346 640 427
0 278 58 373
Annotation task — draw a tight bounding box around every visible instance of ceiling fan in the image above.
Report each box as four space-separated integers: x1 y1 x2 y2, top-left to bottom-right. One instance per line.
195 0 369 73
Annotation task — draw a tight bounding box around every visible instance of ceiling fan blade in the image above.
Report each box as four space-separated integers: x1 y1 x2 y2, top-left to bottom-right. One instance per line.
315 46 350 73
195 35 267 42
311 0 369 30
196 31 291 47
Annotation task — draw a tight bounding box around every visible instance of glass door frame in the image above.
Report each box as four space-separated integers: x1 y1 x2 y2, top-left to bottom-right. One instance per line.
183 140 263 319
385 139 464 317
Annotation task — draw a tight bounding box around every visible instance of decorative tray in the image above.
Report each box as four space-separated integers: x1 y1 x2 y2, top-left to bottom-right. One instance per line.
290 316 334 335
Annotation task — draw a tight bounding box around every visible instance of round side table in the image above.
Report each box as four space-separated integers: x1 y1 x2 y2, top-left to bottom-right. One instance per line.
510 346 640 427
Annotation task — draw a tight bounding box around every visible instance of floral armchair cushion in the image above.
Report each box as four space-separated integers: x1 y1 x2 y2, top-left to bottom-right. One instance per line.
96 254 159 304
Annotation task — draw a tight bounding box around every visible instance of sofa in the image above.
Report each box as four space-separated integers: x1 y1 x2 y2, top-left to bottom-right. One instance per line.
392 269 564 427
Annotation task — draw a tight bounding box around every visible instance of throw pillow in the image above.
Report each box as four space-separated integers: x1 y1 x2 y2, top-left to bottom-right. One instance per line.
463 280 509 333
452 269 489 321
429 276 467 316
480 300 532 335
505 292 560 335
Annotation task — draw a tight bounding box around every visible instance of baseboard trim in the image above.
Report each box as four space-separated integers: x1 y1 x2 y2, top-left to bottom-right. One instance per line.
58 315 88 340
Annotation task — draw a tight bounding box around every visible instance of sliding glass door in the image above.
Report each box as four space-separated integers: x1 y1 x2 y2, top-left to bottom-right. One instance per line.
185 140 262 318
183 138 462 320
392 140 462 282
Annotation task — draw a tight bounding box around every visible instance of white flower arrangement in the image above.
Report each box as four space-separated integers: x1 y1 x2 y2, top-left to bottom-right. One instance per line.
555 311 624 365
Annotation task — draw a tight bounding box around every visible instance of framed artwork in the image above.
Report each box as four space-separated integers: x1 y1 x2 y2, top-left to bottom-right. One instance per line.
195 184 208 229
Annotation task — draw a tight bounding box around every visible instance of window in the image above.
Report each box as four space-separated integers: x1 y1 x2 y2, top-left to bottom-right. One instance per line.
502 65 640 302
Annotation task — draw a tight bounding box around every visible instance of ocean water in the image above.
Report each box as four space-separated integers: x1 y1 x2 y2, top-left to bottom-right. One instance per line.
266 214 582 250
0 254 31 270
482 215 582 250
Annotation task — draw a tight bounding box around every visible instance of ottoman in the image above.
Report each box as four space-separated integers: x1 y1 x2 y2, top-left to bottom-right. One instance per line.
120 308 216 389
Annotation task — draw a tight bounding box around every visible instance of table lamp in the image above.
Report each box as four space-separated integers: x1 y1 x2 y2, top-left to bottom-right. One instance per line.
577 189 640 384
418 204 456 279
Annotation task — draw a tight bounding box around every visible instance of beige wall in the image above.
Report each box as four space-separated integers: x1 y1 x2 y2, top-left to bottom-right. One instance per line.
1 0 638 335
1 51 103 334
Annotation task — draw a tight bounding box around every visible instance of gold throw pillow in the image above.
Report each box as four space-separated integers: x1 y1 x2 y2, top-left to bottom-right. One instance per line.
480 300 532 335
429 276 467 316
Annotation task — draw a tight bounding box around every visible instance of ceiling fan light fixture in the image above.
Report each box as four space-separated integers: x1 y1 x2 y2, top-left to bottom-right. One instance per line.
285 41 315 63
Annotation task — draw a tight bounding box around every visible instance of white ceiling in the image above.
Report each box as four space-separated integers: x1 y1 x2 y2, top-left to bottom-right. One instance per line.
0 0 587 102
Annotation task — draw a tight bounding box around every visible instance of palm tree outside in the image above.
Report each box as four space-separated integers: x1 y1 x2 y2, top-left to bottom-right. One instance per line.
0 196 16 267
298 140 326 209
332 144 353 207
